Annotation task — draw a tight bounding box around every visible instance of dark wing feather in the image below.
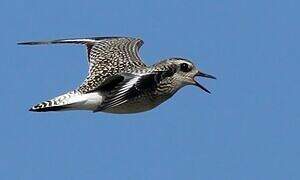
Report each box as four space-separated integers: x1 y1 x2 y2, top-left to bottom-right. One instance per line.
94 72 164 112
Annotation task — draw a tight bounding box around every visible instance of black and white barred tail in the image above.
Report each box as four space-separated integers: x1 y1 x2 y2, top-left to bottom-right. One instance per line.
29 91 96 112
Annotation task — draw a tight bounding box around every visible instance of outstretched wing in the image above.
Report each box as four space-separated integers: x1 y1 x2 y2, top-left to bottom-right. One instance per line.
18 37 146 93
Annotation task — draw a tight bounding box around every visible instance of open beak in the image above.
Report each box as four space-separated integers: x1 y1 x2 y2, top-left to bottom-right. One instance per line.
194 71 216 94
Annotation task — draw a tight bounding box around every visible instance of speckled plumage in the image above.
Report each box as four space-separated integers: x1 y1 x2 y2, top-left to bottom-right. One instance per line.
19 36 215 114
78 37 146 93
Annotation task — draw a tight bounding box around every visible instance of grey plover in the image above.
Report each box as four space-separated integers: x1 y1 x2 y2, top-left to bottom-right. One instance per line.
19 37 216 114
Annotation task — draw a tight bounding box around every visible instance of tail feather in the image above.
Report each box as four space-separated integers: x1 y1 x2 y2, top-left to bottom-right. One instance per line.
29 91 86 112
29 102 78 112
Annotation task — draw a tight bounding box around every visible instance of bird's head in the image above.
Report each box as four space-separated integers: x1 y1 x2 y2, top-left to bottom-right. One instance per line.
157 58 216 93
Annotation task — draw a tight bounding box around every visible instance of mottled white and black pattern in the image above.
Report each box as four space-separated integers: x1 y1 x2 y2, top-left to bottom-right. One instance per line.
78 37 146 93
19 36 215 113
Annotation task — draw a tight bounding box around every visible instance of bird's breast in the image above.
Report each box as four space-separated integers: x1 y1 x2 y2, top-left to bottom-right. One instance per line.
102 94 172 114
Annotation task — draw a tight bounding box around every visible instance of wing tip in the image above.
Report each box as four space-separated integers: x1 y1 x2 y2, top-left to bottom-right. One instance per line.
18 41 39 45
18 40 55 45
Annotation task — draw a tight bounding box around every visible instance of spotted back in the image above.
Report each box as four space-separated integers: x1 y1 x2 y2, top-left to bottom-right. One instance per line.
78 37 146 93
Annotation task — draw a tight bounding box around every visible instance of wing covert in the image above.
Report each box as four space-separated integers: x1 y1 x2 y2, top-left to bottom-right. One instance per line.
79 37 146 93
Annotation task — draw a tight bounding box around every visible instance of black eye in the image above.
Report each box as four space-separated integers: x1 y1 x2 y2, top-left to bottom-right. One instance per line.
180 63 191 72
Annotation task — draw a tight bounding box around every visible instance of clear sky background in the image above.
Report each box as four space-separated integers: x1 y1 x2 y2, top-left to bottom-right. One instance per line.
1 0 299 179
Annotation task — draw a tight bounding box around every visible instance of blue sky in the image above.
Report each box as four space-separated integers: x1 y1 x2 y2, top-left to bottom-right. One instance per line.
1 0 299 179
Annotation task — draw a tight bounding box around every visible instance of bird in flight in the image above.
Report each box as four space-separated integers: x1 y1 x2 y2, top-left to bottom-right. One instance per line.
19 37 216 114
